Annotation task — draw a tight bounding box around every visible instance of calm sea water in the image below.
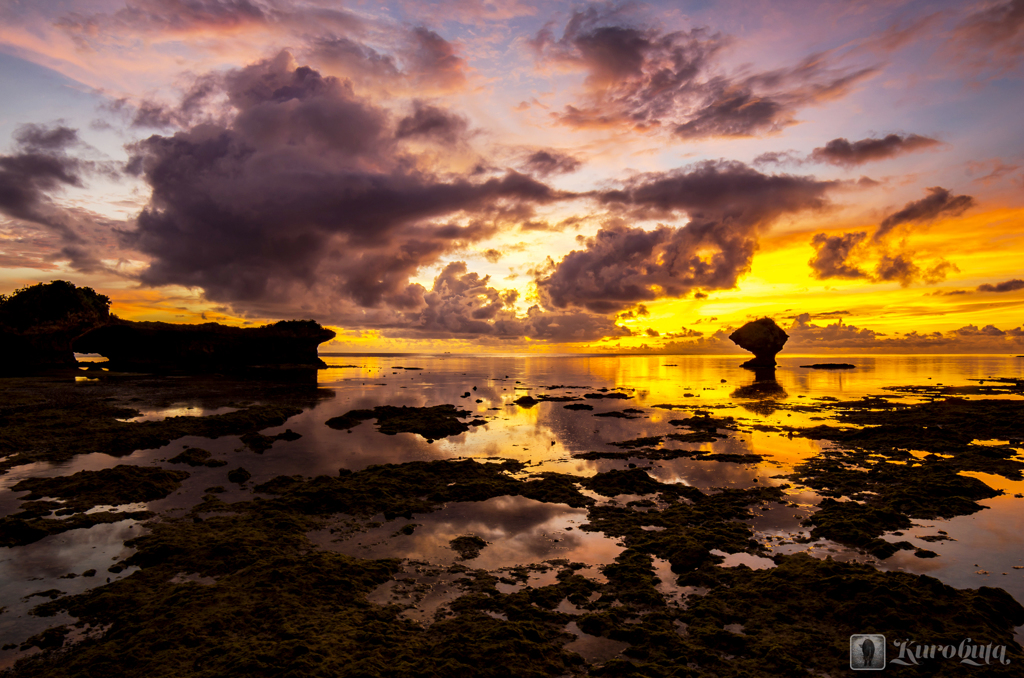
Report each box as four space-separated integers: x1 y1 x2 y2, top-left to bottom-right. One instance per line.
2 354 1022 657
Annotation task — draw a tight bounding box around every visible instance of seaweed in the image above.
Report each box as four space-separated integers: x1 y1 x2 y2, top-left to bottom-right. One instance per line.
780 395 1024 558
255 459 594 518
668 414 738 431
677 554 1024 677
0 384 302 472
0 510 153 548
240 428 301 453
326 405 481 442
12 465 190 510
449 535 488 560
0 465 188 547
609 436 664 449
12 472 587 678
584 469 669 497
514 395 579 408
169 448 228 467
583 483 784 573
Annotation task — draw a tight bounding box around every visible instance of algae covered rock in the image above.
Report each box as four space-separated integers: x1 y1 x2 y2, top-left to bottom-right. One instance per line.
728 317 789 368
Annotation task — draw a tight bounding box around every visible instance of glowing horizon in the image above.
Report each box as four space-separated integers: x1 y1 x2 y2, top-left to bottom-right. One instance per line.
1 1 1022 354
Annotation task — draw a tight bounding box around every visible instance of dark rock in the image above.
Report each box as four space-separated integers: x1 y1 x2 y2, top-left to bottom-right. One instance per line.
240 429 301 454
801 363 856 369
326 404 476 442
728 317 789 368
0 280 336 374
513 395 539 408
169 448 228 467
75 318 335 371
227 467 252 485
0 281 110 374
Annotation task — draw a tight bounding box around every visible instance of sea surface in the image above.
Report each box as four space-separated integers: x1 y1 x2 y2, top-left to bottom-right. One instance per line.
2 353 1023 661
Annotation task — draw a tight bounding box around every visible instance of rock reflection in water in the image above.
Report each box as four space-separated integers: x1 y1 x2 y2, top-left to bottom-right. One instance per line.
731 368 788 415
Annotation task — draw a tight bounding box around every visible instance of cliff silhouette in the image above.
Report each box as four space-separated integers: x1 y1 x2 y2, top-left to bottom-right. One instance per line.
1 281 335 374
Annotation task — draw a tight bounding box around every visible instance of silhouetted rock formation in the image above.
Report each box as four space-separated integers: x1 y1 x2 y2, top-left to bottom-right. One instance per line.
0 281 111 373
1 280 336 374
728 317 789 368
76 319 335 371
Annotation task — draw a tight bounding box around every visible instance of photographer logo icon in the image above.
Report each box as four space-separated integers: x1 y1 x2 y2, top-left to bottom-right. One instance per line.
851 634 886 670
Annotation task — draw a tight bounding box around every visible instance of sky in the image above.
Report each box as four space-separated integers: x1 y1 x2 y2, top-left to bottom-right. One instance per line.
0 0 1022 354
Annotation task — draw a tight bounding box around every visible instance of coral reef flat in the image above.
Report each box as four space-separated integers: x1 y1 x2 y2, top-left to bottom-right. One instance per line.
1 354 1023 676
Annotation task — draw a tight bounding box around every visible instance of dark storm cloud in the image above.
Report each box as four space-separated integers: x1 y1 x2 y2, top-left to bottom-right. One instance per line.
395 102 469 143
978 278 1024 293
808 232 869 279
128 53 568 319
0 124 115 272
532 7 876 139
306 25 468 94
380 262 630 343
809 134 938 166
308 36 401 83
13 124 80 151
0 126 83 225
128 75 220 129
536 161 833 313
809 185 971 287
521 150 582 177
874 253 921 286
875 186 975 241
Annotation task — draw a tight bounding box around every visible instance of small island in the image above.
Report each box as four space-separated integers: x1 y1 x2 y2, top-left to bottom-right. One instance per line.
800 363 856 370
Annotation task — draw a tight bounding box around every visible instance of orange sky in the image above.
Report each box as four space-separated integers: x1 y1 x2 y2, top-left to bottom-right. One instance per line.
1 1 1022 353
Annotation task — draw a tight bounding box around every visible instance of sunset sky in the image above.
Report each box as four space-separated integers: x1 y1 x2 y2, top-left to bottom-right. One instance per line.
1 0 1022 353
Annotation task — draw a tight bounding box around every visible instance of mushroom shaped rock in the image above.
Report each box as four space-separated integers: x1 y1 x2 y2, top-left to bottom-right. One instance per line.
728 317 789 368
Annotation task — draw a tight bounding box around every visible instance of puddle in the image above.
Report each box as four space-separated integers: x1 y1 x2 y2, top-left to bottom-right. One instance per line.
117 405 241 423
312 495 624 569
563 621 629 663
709 549 777 570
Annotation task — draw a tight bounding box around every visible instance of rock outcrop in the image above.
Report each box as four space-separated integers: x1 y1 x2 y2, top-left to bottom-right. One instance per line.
75 319 335 371
1 280 336 374
0 281 110 373
728 317 789 368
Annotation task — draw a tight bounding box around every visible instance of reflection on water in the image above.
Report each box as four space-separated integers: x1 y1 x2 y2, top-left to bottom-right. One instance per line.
564 621 629 663
116 405 240 423
312 495 623 570
0 521 141 665
2 353 1023 652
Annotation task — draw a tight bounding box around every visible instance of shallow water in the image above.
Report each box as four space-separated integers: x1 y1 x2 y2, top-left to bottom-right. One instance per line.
2 353 1023 658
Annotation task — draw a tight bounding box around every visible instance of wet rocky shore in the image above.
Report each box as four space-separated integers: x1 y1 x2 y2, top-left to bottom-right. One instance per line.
0 356 1022 676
